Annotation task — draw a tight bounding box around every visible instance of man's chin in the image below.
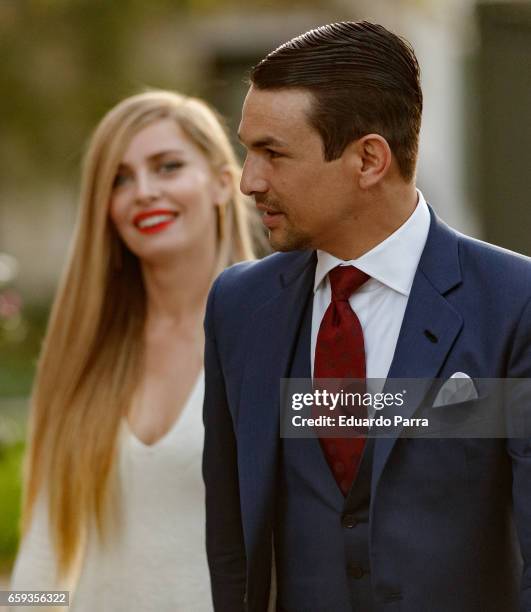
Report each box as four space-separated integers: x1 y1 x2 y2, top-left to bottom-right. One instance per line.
268 229 312 252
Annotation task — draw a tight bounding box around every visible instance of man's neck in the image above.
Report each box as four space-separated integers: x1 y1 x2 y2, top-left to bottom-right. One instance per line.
318 183 418 260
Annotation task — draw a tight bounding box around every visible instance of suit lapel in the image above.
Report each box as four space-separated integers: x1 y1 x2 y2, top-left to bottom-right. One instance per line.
288 286 347 510
236 211 465 529
237 251 316 550
371 209 464 498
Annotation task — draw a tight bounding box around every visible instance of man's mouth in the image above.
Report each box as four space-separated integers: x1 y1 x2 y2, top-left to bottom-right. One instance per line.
257 202 283 215
258 207 284 230
133 209 179 234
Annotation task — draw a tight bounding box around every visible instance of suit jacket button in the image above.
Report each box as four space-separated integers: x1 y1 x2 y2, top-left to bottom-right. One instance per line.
341 513 358 528
347 563 365 579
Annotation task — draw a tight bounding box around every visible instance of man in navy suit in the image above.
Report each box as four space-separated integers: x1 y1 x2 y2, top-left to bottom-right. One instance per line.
202 21 531 611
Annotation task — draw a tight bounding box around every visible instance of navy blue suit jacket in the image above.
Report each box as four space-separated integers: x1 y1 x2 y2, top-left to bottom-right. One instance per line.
203 209 531 611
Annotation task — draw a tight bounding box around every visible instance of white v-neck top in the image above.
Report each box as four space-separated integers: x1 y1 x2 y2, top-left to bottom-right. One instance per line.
10 372 212 612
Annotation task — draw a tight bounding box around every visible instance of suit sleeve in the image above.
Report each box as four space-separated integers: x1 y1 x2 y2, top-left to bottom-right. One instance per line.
202 275 247 612
506 296 531 612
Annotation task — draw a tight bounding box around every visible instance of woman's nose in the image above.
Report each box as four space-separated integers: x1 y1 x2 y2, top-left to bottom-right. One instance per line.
135 171 160 204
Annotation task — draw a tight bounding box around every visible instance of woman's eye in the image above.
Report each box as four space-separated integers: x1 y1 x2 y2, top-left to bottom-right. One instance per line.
112 173 131 188
159 160 184 173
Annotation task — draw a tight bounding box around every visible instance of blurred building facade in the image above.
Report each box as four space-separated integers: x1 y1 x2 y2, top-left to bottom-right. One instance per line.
475 1 531 257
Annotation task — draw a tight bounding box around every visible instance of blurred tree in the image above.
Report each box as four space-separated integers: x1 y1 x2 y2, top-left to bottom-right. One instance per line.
0 0 343 194
1 1 177 187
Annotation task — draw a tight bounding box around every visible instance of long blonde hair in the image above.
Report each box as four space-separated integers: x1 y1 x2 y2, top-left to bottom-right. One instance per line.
22 90 255 578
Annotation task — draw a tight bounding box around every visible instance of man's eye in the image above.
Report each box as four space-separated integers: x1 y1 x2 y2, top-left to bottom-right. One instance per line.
265 149 282 159
159 160 184 173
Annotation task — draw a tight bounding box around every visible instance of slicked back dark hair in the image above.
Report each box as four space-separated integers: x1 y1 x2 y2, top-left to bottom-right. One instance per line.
250 21 422 181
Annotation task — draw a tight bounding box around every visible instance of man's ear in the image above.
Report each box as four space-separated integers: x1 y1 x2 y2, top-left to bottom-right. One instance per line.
348 134 392 189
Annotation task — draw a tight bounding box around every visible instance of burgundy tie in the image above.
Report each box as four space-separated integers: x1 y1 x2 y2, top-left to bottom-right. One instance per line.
314 265 369 496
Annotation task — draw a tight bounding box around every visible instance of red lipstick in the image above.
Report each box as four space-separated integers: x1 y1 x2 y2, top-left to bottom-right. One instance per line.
133 209 178 235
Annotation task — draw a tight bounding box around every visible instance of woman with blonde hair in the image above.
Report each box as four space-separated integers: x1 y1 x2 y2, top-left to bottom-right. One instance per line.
10 90 256 611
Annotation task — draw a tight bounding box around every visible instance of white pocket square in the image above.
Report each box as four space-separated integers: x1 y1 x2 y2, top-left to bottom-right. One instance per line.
432 372 479 407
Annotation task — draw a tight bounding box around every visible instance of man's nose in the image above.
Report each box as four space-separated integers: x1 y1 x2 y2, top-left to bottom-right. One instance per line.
240 156 268 196
135 170 160 204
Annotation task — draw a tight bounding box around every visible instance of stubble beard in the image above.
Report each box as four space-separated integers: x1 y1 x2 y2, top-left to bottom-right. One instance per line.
268 223 313 252
255 194 313 252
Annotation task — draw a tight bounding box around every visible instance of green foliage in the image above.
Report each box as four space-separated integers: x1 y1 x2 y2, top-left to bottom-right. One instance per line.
0 441 24 564
0 306 49 398
0 1 188 188
0 0 323 193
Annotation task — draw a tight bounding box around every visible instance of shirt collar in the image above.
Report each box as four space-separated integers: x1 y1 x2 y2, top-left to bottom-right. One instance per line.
314 189 431 296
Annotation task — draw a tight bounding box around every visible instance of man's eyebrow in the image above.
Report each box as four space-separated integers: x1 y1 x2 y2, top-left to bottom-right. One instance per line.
237 134 287 149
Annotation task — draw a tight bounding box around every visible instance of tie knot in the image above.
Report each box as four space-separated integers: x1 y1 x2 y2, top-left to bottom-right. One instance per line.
329 266 369 301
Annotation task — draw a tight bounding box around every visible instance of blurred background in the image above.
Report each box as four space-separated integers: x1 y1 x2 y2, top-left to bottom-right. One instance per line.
0 0 530 584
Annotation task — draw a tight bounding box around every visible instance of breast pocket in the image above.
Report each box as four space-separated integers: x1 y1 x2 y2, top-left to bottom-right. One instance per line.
426 393 505 438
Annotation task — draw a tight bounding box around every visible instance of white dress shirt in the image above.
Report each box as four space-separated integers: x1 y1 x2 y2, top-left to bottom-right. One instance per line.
311 190 431 390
